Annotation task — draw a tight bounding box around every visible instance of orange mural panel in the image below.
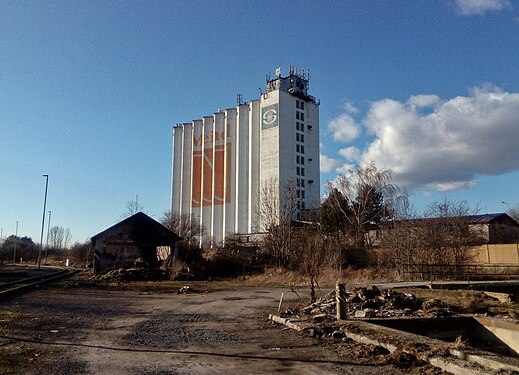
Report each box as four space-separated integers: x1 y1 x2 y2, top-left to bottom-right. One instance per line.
192 141 232 208
202 148 213 206
213 144 225 205
191 150 202 207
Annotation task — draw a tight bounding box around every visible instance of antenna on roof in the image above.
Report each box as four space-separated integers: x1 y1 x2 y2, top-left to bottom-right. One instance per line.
237 94 244 106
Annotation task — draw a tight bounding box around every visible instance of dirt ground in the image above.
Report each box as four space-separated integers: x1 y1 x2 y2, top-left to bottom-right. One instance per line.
0 275 447 375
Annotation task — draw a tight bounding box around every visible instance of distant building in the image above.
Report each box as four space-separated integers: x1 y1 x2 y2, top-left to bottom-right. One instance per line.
91 212 180 272
171 66 320 245
369 213 519 246
465 213 519 244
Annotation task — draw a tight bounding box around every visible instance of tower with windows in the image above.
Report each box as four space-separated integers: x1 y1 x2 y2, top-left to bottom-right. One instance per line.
171 66 320 245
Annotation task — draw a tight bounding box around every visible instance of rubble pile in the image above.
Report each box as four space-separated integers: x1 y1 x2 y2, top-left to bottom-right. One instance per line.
283 285 456 322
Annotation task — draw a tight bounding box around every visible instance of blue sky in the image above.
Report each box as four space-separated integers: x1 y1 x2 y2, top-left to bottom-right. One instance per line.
1 0 518 244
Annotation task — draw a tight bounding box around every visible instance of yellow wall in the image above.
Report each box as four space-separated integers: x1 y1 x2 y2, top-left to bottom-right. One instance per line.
474 243 519 264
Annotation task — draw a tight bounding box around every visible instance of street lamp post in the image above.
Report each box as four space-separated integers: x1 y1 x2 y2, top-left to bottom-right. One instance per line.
45 210 51 265
502 201 511 211
13 221 18 263
38 174 49 269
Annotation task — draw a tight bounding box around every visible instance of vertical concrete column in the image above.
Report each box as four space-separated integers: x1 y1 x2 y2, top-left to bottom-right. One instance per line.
336 282 346 321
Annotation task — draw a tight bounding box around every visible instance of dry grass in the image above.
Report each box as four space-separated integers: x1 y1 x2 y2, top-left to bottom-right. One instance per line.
452 335 468 349
246 266 399 287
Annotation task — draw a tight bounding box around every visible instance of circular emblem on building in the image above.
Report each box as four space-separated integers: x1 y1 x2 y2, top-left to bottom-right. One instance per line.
263 108 277 125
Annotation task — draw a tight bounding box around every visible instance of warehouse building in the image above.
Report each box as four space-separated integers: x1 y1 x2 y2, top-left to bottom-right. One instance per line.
171 66 320 245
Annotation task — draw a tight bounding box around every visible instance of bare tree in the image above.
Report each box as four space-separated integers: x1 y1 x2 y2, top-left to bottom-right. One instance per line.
295 231 333 302
381 197 482 280
258 178 299 268
507 203 519 223
161 210 209 248
119 195 143 220
48 226 72 252
423 198 481 265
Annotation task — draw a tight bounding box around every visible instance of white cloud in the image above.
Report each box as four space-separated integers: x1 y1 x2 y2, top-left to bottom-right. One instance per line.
406 95 441 109
320 154 343 172
454 0 512 15
328 113 360 143
335 86 519 192
338 146 361 161
342 99 359 114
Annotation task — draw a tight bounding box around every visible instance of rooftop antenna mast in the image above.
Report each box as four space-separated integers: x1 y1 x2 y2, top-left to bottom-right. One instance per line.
237 94 244 106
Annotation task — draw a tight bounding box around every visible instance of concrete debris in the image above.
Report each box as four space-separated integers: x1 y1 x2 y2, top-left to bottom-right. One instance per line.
312 313 332 323
179 286 192 293
299 286 456 320
354 309 376 318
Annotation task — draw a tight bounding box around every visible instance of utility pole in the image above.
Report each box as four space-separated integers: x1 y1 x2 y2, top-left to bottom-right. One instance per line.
13 221 18 263
38 174 49 269
45 210 51 265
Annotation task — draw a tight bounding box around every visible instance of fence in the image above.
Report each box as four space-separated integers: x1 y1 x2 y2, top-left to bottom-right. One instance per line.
401 263 519 281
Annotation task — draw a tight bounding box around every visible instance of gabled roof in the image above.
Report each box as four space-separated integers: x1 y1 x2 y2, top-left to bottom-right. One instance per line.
382 213 519 227
91 212 181 244
464 213 519 226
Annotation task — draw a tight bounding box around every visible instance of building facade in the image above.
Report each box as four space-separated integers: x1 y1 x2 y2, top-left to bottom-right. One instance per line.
171 66 320 245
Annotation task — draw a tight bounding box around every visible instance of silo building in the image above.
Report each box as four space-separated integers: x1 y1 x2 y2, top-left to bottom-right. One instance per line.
171 66 320 245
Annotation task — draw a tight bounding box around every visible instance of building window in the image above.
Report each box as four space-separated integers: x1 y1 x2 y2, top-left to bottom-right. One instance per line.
301 101 305 110
296 100 300 109
301 112 304 121
301 134 304 142
301 190 305 199
301 179 305 187
297 189 300 198
297 178 300 187
296 133 300 141
296 112 300 120
301 156 304 165
301 124 304 132
296 122 299 131
301 145 305 154
296 144 300 153
296 167 300 175
301 168 305 176
301 201 305 209
296 155 300 164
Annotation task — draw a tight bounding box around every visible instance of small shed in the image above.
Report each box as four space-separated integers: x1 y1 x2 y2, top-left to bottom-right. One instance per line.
91 212 181 273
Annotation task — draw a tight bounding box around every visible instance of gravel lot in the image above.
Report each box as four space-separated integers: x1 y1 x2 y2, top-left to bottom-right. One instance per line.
0 278 444 374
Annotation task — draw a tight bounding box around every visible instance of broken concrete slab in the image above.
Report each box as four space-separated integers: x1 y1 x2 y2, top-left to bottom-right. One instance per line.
268 313 519 374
